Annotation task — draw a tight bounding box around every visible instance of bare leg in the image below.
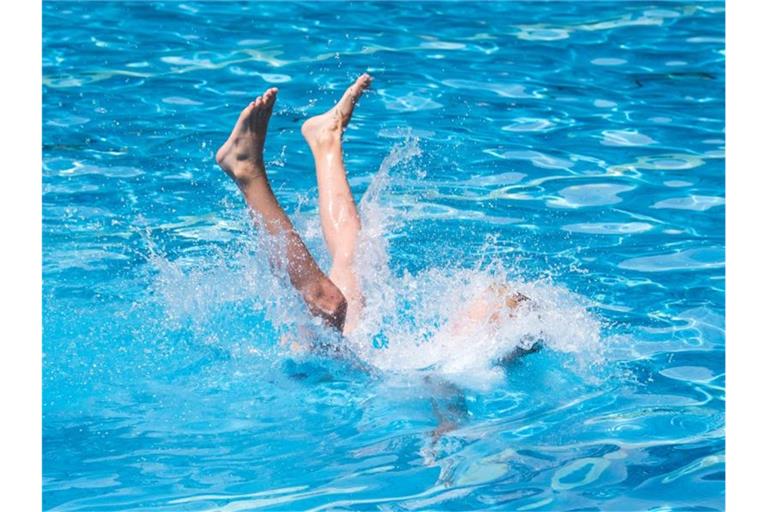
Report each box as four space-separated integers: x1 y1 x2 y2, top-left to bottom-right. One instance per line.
301 74 372 334
216 88 347 331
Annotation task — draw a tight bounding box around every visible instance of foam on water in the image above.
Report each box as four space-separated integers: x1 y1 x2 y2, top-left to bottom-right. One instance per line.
147 137 603 391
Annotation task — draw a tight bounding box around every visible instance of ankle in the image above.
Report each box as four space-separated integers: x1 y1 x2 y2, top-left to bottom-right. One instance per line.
230 161 265 187
309 135 342 155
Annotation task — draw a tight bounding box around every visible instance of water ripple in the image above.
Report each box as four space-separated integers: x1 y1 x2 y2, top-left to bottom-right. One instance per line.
43 1 724 510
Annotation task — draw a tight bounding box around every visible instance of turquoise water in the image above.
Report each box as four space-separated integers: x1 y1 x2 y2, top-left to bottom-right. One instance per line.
43 2 725 510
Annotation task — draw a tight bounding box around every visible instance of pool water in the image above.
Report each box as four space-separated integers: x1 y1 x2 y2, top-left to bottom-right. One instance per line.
43 2 725 510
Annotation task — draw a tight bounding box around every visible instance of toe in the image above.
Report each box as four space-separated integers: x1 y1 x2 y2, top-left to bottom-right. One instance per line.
347 75 371 97
238 102 255 120
357 73 372 87
264 88 278 107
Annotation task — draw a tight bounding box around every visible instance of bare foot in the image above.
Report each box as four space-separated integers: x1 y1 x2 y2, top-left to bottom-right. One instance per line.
301 73 372 150
215 87 278 185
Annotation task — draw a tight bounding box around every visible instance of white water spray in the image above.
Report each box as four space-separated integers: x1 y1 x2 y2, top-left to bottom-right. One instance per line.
148 136 603 390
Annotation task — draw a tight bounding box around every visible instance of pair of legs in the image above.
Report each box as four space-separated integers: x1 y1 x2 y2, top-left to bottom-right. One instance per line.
215 74 372 335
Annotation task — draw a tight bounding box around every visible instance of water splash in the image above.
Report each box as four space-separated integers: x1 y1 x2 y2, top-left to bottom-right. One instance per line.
146 136 603 391
348 137 603 390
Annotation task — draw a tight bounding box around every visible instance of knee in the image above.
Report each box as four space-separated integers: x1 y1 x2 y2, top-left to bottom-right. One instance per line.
321 283 348 331
305 281 347 332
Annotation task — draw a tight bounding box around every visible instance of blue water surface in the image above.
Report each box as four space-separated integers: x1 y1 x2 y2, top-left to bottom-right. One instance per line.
43 2 725 510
